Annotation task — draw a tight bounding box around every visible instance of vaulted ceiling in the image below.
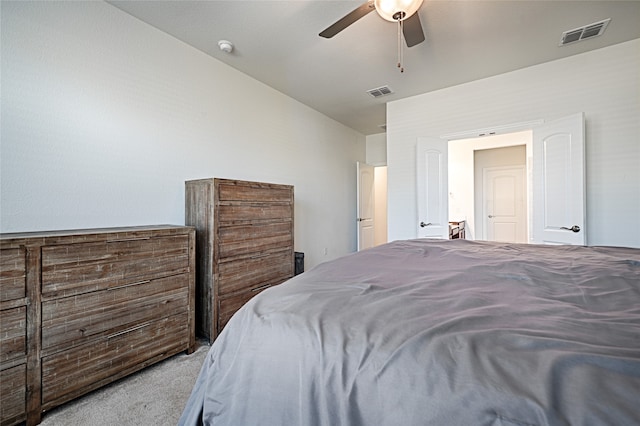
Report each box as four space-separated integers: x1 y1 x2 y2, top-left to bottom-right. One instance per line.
108 1 640 135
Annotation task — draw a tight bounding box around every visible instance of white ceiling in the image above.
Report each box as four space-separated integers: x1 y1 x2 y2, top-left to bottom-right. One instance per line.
107 1 640 135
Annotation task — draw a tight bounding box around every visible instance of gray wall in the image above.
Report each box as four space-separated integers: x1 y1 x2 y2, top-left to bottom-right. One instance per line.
1 1 366 268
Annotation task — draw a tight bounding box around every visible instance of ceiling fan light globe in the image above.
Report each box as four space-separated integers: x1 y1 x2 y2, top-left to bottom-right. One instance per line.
374 0 423 22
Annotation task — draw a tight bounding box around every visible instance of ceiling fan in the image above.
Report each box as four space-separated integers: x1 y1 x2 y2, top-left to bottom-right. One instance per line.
319 0 425 48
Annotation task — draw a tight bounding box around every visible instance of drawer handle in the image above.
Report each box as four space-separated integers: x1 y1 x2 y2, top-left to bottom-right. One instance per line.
107 237 151 243
107 322 151 339
251 283 271 292
109 280 151 291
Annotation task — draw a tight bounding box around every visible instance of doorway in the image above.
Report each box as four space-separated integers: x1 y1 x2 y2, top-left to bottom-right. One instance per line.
357 162 388 250
417 113 585 244
448 131 531 241
477 147 527 243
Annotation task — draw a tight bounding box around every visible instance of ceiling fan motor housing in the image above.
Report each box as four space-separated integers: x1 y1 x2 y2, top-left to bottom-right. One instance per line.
374 0 423 21
318 0 426 49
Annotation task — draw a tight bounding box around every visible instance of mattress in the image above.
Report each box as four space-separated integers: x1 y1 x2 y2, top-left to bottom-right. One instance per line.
180 239 640 425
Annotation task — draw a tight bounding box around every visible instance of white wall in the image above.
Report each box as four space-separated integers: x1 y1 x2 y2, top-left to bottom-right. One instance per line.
387 39 640 248
373 166 388 246
366 133 387 166
0 1 366 269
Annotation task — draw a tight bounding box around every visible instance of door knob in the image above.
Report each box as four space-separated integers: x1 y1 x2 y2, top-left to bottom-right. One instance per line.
420 222 431 228
560 225 581 233
488 215 494 218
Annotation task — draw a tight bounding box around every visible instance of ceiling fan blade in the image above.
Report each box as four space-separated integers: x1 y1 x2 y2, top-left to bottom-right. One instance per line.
402 12 425 47
319 0 375 38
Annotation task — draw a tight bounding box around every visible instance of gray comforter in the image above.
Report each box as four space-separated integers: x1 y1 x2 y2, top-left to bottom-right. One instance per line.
180 239 640 425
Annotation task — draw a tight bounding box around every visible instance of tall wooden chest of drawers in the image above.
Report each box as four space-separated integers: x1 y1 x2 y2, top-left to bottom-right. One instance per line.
186 178 294 342
0 225 195 425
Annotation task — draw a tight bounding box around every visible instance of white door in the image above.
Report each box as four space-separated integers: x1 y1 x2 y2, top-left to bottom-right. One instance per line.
484 166 527 243
357 162 375 250
416 138 448 239
532 113 586 245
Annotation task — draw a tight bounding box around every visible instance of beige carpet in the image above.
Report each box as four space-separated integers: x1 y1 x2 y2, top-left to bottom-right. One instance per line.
40 342 210 426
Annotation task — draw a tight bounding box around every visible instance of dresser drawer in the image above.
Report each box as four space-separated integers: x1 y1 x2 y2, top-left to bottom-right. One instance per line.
0 364 26 425
0 306 27 364
0 247 26 302
218 181 293 203
42 312 189 408
218 286 272 332
218 203 293 224
42 274 189 355
218 222 293 259
41 235 190 298
218 250 293 296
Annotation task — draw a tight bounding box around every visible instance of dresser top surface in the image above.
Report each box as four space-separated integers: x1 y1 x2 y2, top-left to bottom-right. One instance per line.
0 224 193 241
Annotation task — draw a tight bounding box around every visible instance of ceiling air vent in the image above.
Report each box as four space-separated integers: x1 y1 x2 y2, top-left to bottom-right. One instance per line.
367 86 394 98
560 18 610 46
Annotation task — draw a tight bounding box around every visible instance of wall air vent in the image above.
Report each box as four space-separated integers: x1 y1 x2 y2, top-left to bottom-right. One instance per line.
560 18 610 46
367 86 394 98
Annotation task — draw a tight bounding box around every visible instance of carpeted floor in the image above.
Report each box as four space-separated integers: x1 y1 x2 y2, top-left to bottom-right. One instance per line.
39 342 210 426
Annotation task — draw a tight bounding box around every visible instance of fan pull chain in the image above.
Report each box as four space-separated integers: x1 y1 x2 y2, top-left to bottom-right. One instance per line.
397 19 404 73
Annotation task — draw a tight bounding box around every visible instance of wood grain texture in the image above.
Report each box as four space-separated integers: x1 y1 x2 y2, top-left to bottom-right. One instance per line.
0 248 26 302
0 246 29 426
218 203 293 224
0 225 195 426
41 235 190 299
41 275 189 355
25 246 42 426
218 286 271 331
218 180 293 203
0 307 27 365
186 178 294 342
41 312 189 408
218 249 294 296
218 222 292 258
185 180 215 342
0 364 26 426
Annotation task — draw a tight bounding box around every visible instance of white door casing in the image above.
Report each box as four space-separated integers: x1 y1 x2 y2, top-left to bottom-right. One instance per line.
484 166 527 243
416 113 585 244
532 113 586 245
416 138 449 239
357 162 375 250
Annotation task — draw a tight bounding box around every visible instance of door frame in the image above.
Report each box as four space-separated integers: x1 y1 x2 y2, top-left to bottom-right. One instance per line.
452 132 532 241
416 114 585 244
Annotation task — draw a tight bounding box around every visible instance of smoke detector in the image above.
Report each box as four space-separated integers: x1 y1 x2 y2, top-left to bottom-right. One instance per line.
218 40 234 53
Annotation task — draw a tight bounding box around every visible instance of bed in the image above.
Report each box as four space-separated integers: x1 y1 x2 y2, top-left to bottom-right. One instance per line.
179 239 640 425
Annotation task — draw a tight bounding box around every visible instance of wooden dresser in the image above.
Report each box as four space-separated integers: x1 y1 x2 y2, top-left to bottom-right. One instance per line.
0 225 195 425
186 178 294 342
0 244 30 426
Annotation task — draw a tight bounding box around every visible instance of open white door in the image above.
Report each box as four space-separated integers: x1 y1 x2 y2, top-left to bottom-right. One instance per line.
416 138 449 239
532 113 586 245
357 162 375 250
